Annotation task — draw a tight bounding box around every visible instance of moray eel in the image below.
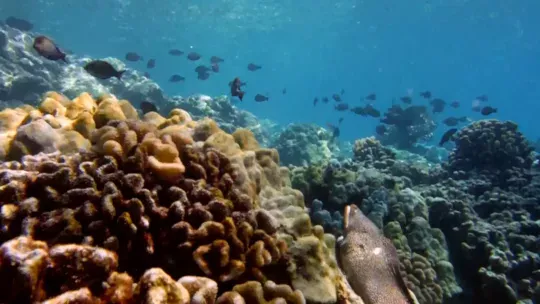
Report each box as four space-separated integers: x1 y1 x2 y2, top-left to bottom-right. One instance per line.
336 204 418 304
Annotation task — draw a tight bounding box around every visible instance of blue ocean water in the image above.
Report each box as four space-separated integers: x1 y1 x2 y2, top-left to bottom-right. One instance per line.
2 0 540 143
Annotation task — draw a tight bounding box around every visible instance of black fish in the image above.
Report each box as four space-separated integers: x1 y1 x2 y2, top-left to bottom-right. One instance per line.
84 60 125 80
210 56 224 64
442 117 460 127
322 97 329 103
229 79 247 87
430 98 446 113
187 52 201 61
146 59 156 69
420 91 432 99
125 52 143 62
332 94 342 102
313 98 318 106
144 72 150 78
400 96 412 104
33 36 67 62
439 128 458 146
364 105 381 117
169 74 185 82
140 101 158 114
365 93 377 101
254 94 269 102
450 101 460 108
335 103 349 111
195 65 211 74
168 49 184 56
211 63 219 73
476 94 489 102
247 63 261 71
481 106 497 116
338 117 344 124
5 16 33 31
375 124 387 136
230 77 245 101
282 88 287 94
197 72 210 80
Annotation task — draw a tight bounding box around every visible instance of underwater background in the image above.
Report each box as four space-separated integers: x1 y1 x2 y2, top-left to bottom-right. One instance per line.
1 1 540 304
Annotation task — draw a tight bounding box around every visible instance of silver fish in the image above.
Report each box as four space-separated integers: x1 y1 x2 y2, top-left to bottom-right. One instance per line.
337 204 418 304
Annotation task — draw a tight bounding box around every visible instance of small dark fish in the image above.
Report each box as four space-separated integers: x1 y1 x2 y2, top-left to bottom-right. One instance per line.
187 52 201 61
439 128 458 146
144 72 150 78
442 117 460 127
197 72 210 80
282 88 287 94
420 91 432 99
168 49 184 56
254 94 269 102
340 89 345 95
195 65 211 74
210 56 224 64
5 16 33 31
481 106 497 116
351 107 365 116
169 74 185 82
450 101 460 108
313 98 318 106
335 103 349 111
146 59 156 69
400 96 412 104
338 117 344 124
230 77 245 101
125 52 143 62
247 63 261 71
332 94 342 102
84 60 125 80
430 98 446 113
211 63 219 73
476 94 489 102
327 123 340 139
365 105 381 117
375 124 387 136
365 93 377 101
140 101 158 114
458 116 468 122
322 97 329 103
33 36 67 62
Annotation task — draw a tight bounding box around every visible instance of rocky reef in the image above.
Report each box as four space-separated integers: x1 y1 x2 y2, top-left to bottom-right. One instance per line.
378 105 437 150
0 92 365 303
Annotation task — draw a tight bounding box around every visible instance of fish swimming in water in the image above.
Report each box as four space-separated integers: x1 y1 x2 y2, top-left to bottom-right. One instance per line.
254 94 269 102
230 77 245 101
481 106 497 116
140 101 158 114
419 91 432 99
439 128 458 146
187 52 201 61
365 93 377 101
146 59 156 69
313 98 318 106
247 63 261 71
210 56 224 64
332 94 342 102
335 103 349 111
197 72 210 80
168 49 184 56
169 74 185 82
337 204 418 304
125 52 143 62
84 60 125 80
322 97 329 103
33 36 67 62
211 63 219 73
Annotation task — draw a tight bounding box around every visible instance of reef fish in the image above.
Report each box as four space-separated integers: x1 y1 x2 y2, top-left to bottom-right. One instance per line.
335 103 349 111
247 63 261 71
365 93 377 101
140 101 158 114
419 91 432 99
125 52 143 61
32 36 67 62
254 94 269 102
169 74 185 82
481 106 497 116
146 59 156 69
439 128 458 146
84 60 125 80
230 77 245 101
337 204 417 304
332 94 342 102
210 56 224 64
168 49 184 56
187 52 201 61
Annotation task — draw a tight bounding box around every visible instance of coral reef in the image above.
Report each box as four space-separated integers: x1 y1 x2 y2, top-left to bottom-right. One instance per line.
270 123 341 166
446 119 535 189
378 105 437 150
0 92 353 304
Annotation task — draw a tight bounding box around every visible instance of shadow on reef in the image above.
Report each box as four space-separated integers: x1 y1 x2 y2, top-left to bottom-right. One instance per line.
295 124 540 304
